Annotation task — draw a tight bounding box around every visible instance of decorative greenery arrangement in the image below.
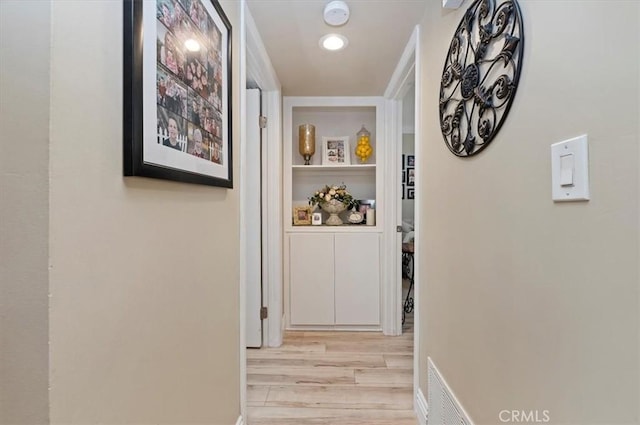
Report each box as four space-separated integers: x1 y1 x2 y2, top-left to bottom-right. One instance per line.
309 184 357 209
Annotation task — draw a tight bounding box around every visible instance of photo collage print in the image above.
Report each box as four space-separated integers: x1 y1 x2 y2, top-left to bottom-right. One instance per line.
156 0 224 164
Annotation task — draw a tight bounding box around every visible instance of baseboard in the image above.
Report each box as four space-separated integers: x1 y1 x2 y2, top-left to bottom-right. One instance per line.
236 415 244 425
416 387 429 425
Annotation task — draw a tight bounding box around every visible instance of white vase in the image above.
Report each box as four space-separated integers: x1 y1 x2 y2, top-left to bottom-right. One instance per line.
320 199 347 225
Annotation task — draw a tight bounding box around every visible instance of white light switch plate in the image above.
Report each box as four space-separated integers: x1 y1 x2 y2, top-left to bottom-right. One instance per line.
551 135 590 202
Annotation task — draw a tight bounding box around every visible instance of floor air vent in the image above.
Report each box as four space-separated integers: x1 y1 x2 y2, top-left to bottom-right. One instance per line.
427 357 474 425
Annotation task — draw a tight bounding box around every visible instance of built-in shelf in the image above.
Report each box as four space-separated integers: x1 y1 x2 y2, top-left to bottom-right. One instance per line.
284 96 386 330
292 164 375 171
292 164 375 169
287 225 382 233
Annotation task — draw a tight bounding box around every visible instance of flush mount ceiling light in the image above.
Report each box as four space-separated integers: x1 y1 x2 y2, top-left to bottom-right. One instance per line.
319 33 348 51
323 0 350 26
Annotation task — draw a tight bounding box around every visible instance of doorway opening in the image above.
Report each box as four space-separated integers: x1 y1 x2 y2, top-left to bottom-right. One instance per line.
400 86 416 332
383 24 421 412
241 2 422 421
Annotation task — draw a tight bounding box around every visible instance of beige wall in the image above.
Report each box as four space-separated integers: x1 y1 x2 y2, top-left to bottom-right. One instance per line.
0 2 51 423
48 1 241 423
418 2 639 424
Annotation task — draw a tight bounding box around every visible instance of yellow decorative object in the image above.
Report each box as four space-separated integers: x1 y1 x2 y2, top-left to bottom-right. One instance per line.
355 125 373 163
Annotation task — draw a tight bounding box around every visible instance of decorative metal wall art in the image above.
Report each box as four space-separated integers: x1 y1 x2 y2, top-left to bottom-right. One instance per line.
439 0 524 157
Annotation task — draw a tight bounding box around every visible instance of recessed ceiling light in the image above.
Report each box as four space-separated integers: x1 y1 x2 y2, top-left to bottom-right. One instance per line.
184 38 201 52
320 34 348 51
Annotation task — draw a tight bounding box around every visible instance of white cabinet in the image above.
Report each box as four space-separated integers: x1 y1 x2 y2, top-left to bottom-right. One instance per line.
334 233 380 325
289 233 335 325
289 233 380 326
284 96 385 330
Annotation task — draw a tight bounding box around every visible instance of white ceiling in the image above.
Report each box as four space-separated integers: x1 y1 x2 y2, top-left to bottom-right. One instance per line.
245 0 427 96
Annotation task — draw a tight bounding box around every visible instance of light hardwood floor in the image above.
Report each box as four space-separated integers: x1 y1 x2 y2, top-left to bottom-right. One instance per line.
247 313 416 425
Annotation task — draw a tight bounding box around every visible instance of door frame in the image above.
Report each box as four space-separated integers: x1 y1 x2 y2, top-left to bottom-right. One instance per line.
383 24 422 410
245 87 263 348
243 0 282 348
240 1 283 422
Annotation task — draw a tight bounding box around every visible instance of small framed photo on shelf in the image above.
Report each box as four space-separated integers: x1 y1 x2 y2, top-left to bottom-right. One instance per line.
322 136 350 165
402 184 405 200
406 155 415 167
293 206 312 225
406 167 415 187
407 188 415 200
312 212 322 225
357 199 376 215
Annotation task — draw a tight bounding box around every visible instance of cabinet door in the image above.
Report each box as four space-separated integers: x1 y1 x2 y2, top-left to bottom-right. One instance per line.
334 233 380 325
289 233 335 325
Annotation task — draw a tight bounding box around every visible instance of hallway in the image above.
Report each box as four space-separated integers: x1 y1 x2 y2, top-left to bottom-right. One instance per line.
247 324 416 425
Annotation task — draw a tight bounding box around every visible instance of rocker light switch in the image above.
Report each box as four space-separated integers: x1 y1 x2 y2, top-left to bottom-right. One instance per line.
559 153 574 186
551 135 590 202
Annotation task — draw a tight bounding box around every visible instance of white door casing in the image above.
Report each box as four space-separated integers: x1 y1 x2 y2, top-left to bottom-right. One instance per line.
241 2 283 421
246 88 263 348
383 24 422 412
245 6 283 349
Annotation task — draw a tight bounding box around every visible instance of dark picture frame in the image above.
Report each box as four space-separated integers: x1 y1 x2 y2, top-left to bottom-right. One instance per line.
406 167 415 187
123 0 233 187
406 154 415 167
407 188 415 200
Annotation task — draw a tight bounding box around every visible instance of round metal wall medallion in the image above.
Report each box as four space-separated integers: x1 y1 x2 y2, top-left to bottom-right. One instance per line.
439 0 524 157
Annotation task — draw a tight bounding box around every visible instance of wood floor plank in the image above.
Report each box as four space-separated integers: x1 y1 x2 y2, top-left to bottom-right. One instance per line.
247 351 386 369
249 406 417 419
354 368 413 385
264 385 413 410
249 418 417 425
324 340 413 354
248 407 417 425
247 366 355 386
247 385 270 406
254 341 327 352
247 324 415 424
384 353 414 369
